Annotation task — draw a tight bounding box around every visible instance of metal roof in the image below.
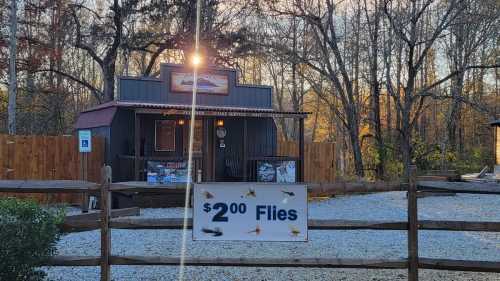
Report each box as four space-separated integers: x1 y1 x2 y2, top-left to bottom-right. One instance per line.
491 119 500 126
75 106 117 129
81 101 309 117
75 101 308 129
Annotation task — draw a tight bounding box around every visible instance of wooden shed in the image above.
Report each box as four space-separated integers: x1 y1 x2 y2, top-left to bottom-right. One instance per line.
492 119 500 166
75 64 308 183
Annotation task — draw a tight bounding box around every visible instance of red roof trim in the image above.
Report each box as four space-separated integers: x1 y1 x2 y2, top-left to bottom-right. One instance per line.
75 106 117 129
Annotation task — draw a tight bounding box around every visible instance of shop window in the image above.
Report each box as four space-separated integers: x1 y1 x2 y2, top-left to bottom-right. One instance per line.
155 120 176 151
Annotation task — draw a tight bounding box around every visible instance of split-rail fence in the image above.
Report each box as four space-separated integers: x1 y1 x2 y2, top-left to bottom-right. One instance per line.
1 166 499 281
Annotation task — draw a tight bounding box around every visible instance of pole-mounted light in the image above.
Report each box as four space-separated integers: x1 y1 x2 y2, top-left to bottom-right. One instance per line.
192 53 201 67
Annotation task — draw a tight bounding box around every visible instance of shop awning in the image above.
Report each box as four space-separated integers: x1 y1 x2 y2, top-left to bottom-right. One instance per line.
75 106 117 129
80 101 309 118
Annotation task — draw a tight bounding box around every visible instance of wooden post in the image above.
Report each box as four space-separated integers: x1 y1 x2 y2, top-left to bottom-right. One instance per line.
408 165 418 281
298 118 305 182
81 152 89 213
100 166 112 281
134 112 141 181
202 117 213 181
243 118 248 181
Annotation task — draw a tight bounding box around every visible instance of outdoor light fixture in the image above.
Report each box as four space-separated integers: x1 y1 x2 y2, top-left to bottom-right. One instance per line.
178 119 185 125
216 119 224 127
192 53 201 66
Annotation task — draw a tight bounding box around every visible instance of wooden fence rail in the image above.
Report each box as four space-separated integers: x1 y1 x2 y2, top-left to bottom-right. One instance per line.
44 255 500 273
1 167 500 281
59 217 500 233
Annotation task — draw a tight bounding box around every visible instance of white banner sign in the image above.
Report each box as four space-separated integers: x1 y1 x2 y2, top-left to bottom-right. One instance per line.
193 183 307 241
78 130 92 153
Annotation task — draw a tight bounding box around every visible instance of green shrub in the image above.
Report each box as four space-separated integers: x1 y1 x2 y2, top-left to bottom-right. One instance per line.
0 198 65 281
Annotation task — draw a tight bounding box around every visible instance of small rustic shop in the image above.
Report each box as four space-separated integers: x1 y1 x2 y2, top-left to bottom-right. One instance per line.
75 64 308 183
492 119 500 167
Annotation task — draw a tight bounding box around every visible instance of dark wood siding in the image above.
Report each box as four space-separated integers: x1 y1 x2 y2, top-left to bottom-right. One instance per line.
118 64 272 109
213 117 276 181
139 114 185 158
496 126 499 165
247 117 277 157
109 109 134 181
89 126 111 164
119 78 164 103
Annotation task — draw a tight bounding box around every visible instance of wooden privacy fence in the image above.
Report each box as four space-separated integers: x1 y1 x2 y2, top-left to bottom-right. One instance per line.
0 134 104 203
278 141 335 183
1 167 498 281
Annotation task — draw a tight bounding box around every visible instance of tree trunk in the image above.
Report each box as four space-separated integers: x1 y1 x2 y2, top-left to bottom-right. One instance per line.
346 109 364 178
7 0 17 135
311 94 321 142
103 66 115 102
367 0 384 179
349 126 364 178
401 109 412 179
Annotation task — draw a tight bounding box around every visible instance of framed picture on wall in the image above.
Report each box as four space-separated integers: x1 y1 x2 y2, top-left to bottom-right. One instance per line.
257 160 296 183
155 120 176 151
171 72 229 95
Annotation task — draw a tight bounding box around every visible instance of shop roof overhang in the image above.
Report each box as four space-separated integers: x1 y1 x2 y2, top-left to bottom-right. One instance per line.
75 106 117 129
490 119 500 126
75 101 309 129
82 101 309 118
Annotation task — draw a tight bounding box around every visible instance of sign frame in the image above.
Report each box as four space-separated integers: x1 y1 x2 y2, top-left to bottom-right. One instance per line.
78 130 92 153
170 71 229 95
192 183 308 242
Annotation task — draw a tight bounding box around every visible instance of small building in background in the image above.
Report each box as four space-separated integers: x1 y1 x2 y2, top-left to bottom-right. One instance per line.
75 64 307 183
492 119 500 178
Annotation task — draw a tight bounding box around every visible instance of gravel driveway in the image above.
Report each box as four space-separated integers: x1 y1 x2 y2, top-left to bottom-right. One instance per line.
44 192 500 280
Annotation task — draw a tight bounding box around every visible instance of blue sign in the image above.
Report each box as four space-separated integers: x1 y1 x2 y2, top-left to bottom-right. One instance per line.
78 130 92 153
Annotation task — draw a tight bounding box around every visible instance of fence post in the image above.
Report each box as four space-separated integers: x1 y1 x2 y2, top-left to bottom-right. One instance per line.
408 165 418 281
100 166 112 281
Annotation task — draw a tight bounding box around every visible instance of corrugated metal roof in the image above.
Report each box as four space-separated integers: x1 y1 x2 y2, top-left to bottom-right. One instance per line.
81 101 309 116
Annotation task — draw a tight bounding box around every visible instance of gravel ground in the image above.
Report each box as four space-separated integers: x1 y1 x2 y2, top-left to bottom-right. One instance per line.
44 192 500 281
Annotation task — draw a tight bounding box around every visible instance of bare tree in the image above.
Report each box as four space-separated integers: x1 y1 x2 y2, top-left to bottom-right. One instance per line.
384 0 465 177
259 0 366 177
364 0 385 178
444 0 498 152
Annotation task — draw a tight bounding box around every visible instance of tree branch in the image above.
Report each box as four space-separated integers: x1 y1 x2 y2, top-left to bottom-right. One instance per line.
34 68 103 103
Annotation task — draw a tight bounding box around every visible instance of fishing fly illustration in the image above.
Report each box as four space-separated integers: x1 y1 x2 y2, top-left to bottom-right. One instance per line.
289 226 300 236
241 188 256 198
203 190 214 199
247 225 261 235
202 227 223 237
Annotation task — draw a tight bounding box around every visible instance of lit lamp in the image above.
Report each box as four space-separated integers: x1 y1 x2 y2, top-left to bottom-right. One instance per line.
216 119 224 127
178 119 185 125
192 53 201 67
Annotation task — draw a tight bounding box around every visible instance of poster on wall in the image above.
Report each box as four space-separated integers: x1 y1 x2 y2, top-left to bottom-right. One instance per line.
276 161 296 183
257 160 296 183
147 161 188 184
171 72 229 95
